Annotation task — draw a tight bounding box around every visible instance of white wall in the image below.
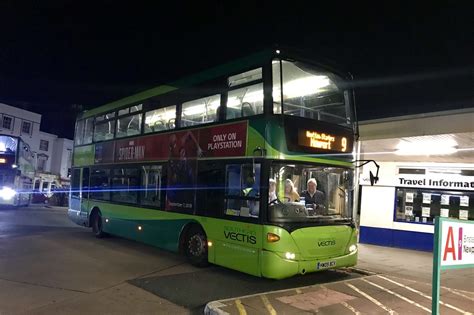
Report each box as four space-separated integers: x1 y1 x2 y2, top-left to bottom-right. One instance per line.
359 161 474 234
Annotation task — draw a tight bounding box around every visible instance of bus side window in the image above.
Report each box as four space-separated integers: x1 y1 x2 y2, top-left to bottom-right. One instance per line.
71 169 81 197
140 165 163 207
82 168 90 199
196 161 225 217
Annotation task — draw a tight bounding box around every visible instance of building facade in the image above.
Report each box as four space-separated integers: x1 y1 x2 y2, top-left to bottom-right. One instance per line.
0 103 73 195
357 108 474 251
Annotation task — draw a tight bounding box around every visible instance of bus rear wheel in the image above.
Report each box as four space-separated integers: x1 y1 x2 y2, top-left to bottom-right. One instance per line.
185 226 209 267
91 211 106 238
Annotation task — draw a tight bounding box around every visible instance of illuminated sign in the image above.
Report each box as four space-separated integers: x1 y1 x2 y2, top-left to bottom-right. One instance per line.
298 129 350 153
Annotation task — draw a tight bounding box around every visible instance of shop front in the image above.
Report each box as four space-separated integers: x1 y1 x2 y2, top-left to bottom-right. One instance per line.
357 108 474 251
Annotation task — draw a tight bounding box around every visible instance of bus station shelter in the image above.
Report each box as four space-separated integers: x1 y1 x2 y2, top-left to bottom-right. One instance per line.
357 108 474 251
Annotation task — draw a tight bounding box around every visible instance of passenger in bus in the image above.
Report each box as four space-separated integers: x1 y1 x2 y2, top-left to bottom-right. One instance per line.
283 179 300 202
268 178 277 203
301 178 325 207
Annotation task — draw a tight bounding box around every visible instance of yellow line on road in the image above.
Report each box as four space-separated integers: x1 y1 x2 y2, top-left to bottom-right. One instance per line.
235 299 247 315
260 294 277 315
340 301 361 314
362 278 430 313
346 283 398 315
377 275 472 315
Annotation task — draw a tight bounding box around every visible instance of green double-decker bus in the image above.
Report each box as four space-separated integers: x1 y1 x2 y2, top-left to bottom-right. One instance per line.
69 49 359 279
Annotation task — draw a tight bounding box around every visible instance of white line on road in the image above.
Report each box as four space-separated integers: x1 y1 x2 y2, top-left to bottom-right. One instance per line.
377 275 472 315
346 283 398 314
340 301 361 315
362 278 431 313
442 286 474 302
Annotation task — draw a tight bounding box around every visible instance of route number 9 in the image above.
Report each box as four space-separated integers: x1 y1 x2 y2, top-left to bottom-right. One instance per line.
341 137 347 152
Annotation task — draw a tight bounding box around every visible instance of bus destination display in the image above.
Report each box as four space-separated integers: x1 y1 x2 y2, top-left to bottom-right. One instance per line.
297 129 351 153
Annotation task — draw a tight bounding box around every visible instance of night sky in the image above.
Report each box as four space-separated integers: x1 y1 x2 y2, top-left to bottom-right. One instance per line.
0 2 472 139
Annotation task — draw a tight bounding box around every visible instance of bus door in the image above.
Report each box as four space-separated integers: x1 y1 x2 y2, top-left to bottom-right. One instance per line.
215 163 262 276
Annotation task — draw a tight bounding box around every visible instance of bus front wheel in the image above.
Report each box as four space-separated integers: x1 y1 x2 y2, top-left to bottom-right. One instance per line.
91 210 106 238
185 226 209 267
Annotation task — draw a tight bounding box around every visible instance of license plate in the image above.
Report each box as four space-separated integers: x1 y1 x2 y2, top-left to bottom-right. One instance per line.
317 260 336 269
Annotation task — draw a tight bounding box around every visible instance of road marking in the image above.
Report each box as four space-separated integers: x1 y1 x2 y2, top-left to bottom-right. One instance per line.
235 299 247 315
260 294 277 315
295 288 302 294
346 283 398 314
362 278 431 313
377 275 471 315
442 286 474 302
340 301 361 314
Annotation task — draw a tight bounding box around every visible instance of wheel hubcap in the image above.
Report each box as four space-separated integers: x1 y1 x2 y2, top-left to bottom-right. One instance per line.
188 234 205 256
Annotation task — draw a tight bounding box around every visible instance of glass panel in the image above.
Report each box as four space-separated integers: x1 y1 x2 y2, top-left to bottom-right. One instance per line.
144 105 176 133
71 169 81 197
130 104 142 113
395 188 474 224
226 83 263 119
181 94 220 127
105 111 115 119
272 60 282 114
228 68 262 87
90 168 110 200
74 120 84 145
118 108 129 116
94 120 116 142
225 164 261 218
268 163 353 223
140 165 163 206
111 168 139 203
116 113 142 138
274 60 350 126
83 118 94 144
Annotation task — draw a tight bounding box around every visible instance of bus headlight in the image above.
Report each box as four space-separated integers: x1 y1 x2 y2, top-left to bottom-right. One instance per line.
349 244 357 253
0 187 16 200
285 252 296 260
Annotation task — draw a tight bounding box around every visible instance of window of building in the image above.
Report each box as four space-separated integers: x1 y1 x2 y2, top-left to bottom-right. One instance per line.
111 168 139 204
90 168 111 200
144 105 176 133
39 139 49 151
181 94 220 127
226 83 264 119
140 165 163 207
21 120 32 135
116 113 142 138
395 187 474 224
224 163 261 218
36 154 48 171
2 115 13 130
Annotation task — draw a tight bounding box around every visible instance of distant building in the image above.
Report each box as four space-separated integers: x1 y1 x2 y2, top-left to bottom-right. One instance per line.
0 103 73 194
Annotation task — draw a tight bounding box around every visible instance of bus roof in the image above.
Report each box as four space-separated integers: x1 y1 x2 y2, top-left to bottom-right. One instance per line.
79 49 274 120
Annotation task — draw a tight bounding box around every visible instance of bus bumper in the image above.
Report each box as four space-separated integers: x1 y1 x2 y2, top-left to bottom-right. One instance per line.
68 208 89 227
260 249 358 279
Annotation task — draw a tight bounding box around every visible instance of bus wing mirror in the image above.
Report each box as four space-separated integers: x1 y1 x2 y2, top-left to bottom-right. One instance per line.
369 171 379 186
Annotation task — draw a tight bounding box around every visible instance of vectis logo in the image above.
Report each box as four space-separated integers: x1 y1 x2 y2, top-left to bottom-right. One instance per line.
317 239 336 247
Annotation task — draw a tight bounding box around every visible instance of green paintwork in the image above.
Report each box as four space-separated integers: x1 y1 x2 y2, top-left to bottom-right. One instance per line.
80 50 273 120
73 145 95 166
